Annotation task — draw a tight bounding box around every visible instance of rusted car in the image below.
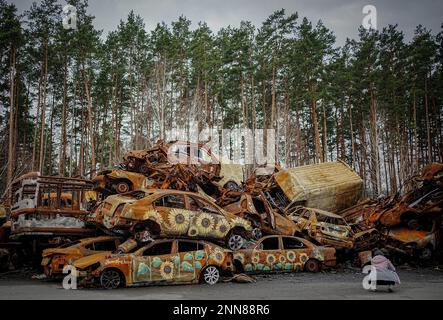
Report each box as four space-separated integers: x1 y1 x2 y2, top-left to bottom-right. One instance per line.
233 235 336 274
285 207 354 249
223 193 297 239
89 189 253 250
92 169 151 196
385 221 441 260
73 239 234 288
9 173 95 242
41 236 124 277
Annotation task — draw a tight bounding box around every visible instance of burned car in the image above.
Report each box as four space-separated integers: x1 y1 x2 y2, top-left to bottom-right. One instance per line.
89 189 253 250
9 173 95 242
285 206 379 251
74 239 234 288
233 235 336 274
384 220 441 261
285 206 355 249
92 169 151 196
41 236 124 277
222 192 297 239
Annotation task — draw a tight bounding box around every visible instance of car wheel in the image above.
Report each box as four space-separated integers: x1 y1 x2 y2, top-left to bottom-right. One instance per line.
304 259 320 273
100 269 123 289
227 233 244 251
419 247 433 260
223 181 239 191
135 230 153 243
115 181 130 194
202 266 220 285
251 228 262 240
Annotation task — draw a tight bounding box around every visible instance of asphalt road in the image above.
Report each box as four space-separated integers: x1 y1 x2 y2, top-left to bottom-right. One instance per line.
1 267 442 300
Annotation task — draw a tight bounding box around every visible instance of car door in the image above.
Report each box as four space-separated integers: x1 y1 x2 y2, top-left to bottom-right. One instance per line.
186 195 230 239
132 240 174 284
281 236 311 272
252 236 284 272
174 240 208 283
152 194 193 236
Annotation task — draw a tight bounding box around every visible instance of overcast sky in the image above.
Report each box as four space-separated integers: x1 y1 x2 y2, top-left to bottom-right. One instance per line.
10 0 443 46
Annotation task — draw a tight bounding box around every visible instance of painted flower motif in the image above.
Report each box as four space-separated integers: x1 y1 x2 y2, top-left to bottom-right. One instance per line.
196 213 215 234
234 253 245 265
215 220 230 237
168 209 190 233
183 253 193 261
152 257 162 268
252 254 260 264
181 261 194 272
142 209 163 224
284 263 293 271
255 263 264 270
279 255 287 263
245 264 253 272
294 263 303 272
188 226 199 237
274 263 283 270
266 254 276 265
137 262 149 276
263 265 271 271
287 251 296 262
160 261 174 279
170 255 180 265
194 260 202 269
232 217 250 230
210 251 225 264
299 253 309 263
194 250 205 260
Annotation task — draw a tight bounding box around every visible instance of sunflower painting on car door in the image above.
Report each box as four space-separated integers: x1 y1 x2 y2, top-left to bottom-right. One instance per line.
132 240 176 284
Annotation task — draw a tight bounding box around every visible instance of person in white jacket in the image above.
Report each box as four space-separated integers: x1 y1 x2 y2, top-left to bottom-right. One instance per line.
370 250 401 292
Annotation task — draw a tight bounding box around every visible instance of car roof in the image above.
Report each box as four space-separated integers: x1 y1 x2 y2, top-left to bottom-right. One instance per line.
303 207 344 219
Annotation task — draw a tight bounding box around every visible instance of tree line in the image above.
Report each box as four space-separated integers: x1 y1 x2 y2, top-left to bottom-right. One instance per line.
1 0 442 201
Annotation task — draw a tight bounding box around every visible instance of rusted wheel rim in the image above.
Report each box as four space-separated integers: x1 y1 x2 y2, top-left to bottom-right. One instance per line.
203 266 220 285
116 182 130 193
100 270 121 289
305 259 319 273
228 234 244 251
252 228 262 240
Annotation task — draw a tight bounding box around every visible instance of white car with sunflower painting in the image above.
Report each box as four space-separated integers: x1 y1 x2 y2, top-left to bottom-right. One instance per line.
232 235 336 274
89 189 253 251
73 239 234 289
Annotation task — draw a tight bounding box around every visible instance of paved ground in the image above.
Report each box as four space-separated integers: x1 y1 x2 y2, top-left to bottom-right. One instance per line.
0 266 442 300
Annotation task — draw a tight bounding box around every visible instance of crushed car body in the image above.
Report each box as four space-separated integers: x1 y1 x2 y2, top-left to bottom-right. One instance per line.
9 173 95 240
73 239 234 288
233 235 336 274
88 189 253 250
41 236 124 277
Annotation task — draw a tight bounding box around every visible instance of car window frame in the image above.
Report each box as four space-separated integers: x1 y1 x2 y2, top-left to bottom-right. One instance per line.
257 236 281 251
153 194 186 210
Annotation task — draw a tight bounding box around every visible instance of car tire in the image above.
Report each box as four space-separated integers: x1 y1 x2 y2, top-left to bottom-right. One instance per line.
201 266 220 285
100 269 123 289
223 181 239 191
115 181 131 194
304 259 320 273
227 233 245 251
251 227 262 240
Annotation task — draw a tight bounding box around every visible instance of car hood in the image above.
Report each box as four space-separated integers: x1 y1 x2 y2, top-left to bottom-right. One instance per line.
73 252 110 269
42 247 82 257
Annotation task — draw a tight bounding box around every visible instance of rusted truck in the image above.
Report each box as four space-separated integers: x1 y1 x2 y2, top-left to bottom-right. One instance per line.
266 161 363 213
9 173 96 244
